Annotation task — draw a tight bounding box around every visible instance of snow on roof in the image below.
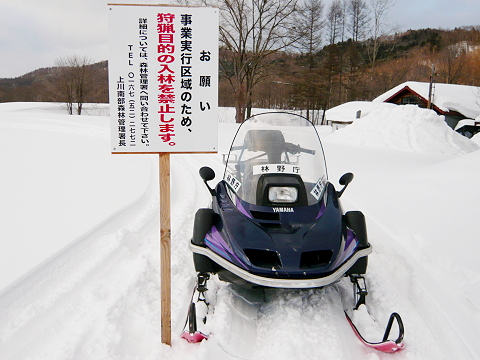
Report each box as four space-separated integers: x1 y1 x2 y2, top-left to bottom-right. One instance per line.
325 104 479 156
325 101 397 123
373 81 480 119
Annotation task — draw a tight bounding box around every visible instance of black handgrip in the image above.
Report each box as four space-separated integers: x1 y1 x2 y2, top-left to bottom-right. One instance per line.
285 142 316 155
299 147 316 155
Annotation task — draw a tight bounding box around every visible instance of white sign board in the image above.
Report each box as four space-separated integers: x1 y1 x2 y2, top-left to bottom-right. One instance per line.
108 4 218 153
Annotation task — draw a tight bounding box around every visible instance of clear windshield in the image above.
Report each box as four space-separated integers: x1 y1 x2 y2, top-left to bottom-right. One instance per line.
224 112 328 206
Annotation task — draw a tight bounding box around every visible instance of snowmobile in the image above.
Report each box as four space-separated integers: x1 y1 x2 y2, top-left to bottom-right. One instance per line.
182 112 404 352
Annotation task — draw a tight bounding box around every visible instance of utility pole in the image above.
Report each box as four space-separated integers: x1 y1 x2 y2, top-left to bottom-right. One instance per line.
427 64 436 109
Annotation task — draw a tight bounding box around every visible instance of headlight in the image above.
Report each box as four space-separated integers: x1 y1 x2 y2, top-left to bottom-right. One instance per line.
268 186 298 203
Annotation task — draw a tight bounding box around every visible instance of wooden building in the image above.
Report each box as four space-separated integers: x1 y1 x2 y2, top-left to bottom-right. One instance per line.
374 81 480 129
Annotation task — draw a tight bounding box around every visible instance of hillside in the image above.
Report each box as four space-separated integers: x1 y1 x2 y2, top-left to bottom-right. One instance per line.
1 27 480 110
0 61 108 104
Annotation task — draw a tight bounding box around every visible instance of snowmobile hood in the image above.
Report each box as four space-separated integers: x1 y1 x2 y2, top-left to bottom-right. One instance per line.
204 180 358 279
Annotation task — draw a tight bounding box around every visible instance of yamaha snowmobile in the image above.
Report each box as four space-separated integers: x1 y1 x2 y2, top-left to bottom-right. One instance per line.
182 112 404 352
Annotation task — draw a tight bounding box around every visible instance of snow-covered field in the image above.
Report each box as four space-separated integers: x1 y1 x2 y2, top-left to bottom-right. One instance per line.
1 102 480 359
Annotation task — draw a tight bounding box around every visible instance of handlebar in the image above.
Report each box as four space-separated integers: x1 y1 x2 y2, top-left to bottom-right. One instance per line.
231 143 315 155
284 142 316 155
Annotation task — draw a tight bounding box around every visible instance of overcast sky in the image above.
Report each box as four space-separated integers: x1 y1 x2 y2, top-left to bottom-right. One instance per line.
1 0 480 78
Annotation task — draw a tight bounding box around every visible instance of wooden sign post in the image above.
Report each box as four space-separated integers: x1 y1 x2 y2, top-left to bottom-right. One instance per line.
108 4 218 345
159 153 171 344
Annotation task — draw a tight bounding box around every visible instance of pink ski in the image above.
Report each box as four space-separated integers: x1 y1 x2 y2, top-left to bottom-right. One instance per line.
345 311 405 353
181 330 208 343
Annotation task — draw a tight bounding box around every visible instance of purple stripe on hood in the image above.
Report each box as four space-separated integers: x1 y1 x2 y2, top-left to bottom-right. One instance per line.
331 229 358 269
235 197 252 218
205 226 249 269
315 201 327 220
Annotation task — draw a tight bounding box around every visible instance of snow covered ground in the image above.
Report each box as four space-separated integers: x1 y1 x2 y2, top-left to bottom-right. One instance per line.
1 102 480 359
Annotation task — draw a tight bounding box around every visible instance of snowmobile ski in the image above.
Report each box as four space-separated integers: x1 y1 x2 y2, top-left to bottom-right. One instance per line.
345 311 404 353
181 274 210 343
345 275 405 353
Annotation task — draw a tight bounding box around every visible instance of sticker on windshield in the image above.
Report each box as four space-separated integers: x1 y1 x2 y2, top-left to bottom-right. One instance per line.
224 171 242 193
253 164 301 176
311 176 326 200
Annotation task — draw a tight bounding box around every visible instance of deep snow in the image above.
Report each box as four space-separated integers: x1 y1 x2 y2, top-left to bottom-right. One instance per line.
1 103 480 359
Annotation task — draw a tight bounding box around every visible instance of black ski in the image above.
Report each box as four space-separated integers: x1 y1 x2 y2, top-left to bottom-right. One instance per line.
181 274 210 343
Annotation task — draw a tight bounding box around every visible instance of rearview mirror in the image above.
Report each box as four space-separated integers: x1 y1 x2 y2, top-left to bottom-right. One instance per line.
199 166 215 182
199 167 216 195
337 172 354 198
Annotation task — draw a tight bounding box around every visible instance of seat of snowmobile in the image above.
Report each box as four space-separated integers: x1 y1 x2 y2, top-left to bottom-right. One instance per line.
244 129 285 163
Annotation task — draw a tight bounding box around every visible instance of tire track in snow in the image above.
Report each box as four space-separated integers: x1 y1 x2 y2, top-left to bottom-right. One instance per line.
0 157 162 360
0 116 109 139
342 196 479 360
169 153 266 359
252 287 361 360
169 153 224 336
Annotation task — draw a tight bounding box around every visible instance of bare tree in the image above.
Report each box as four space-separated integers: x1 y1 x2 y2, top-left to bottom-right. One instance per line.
294 0 325 58
198 0 299 122
367 0 396 68
55 55 96 115
347 0 369 42
324 1 348 108
292 0 325 120
437 45 467 84
326 0 345 45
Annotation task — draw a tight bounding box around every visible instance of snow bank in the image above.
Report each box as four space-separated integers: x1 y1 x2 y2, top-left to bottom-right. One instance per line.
472 114 480 145
473 132 480 145
325 101 397 123
326 105 479 155
0 102 151 291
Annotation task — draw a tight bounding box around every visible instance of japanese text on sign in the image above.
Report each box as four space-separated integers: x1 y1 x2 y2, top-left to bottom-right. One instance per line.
108 5 218 153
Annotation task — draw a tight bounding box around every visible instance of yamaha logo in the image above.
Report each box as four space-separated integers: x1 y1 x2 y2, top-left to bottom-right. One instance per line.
272 207 294 213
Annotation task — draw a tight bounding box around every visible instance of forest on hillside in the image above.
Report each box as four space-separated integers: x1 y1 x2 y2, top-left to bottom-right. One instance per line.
216 27 480 117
